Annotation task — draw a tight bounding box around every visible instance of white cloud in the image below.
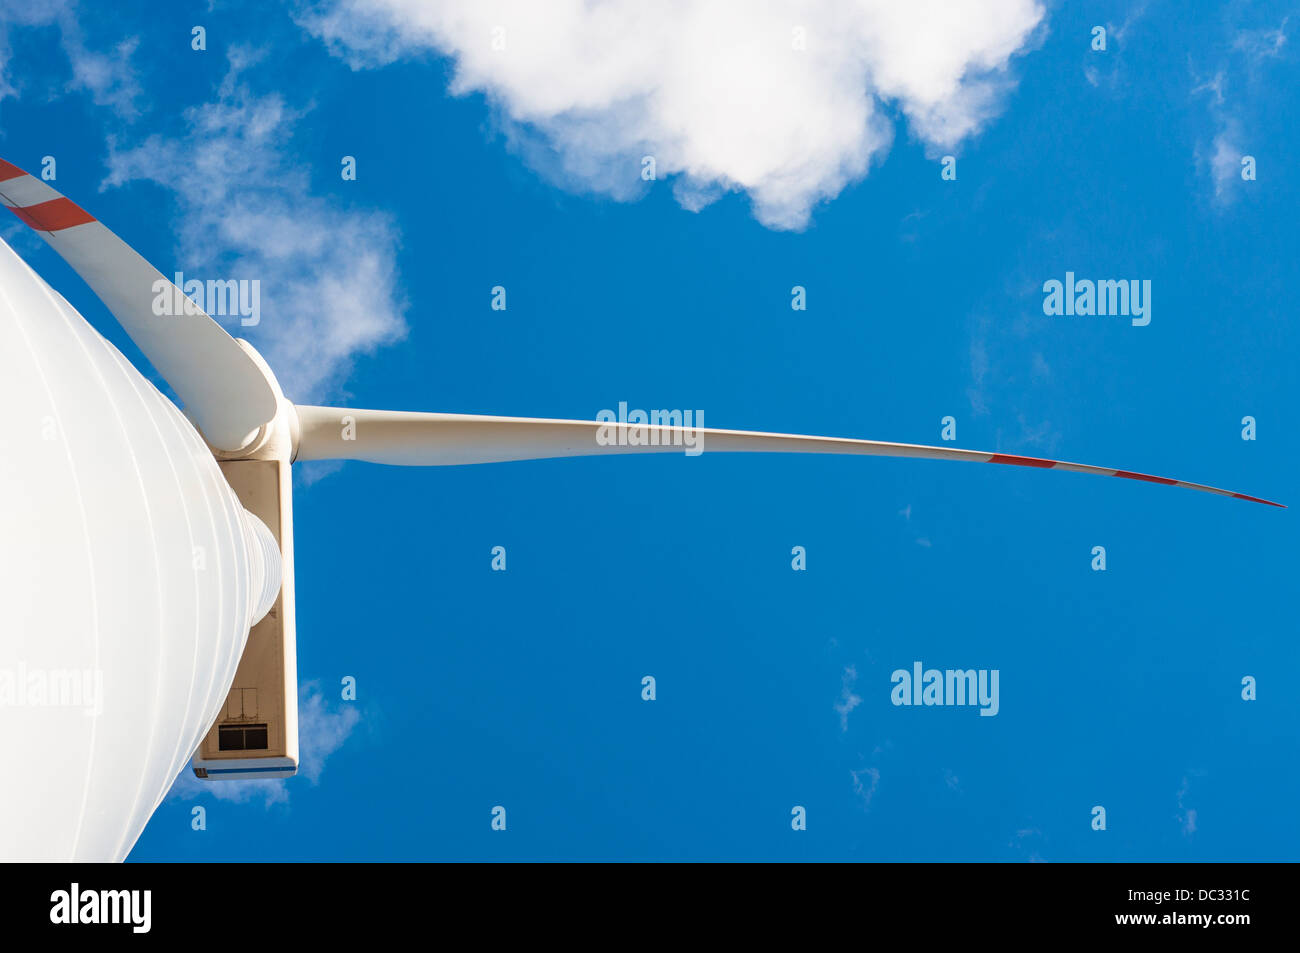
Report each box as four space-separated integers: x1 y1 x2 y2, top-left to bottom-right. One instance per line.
1233 18 1289 62
1176 772 1201 836
1081 7 1149 95
967 334 990 416
1009 825 1045 861
0 2 64 101
102 48 407 401
169 681 361 809
834 665 862 731
1191 67 1243 206
295 680 364 783
295 0 1045 230
1208 123 1244 201
1193 16 1290 206
0 1 140 117
61 33 141 118
1191 70 1226 107
851 765 880 808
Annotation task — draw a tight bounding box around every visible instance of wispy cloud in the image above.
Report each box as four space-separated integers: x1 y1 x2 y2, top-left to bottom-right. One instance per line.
851 765 880 809
1176 772 1202 836
58 24 141 117
834 665 862 731
295 680 364 783
967 335 990 417
1192 63 1248 206
0 0 140 117
1192 15 1290 206
294 0 1046 230
0 2 69 101
966 312 1061 452
102 47 407 402
1009 825 1045 862
295 459 346 488
1208 121 1245 201
1191 69 1225 106
169 681 362 809
898 502 935 548
1083 3 1149 91
3 13 406 403
1232 18 1289 62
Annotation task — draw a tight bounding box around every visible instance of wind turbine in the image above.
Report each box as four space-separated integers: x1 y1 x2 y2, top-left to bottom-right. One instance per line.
0 157 1279 861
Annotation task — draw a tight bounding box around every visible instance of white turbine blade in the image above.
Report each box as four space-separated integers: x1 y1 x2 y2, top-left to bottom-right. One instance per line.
292 406 1283 507
0 158 277 450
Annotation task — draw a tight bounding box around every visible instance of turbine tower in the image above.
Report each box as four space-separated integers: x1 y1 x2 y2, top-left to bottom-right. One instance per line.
0 158 1278 861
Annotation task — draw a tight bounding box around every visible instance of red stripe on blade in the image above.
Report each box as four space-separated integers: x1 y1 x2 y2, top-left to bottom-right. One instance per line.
7 197 95 232
1232 493 1286 508
989 453 1056 468
1113 470 1177 486
0 159 26 182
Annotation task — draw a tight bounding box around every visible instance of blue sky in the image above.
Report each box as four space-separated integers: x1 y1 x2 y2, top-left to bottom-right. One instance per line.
2 0 1297 860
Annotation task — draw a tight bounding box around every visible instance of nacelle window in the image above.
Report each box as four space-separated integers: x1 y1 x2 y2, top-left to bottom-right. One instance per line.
218 723 269 751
